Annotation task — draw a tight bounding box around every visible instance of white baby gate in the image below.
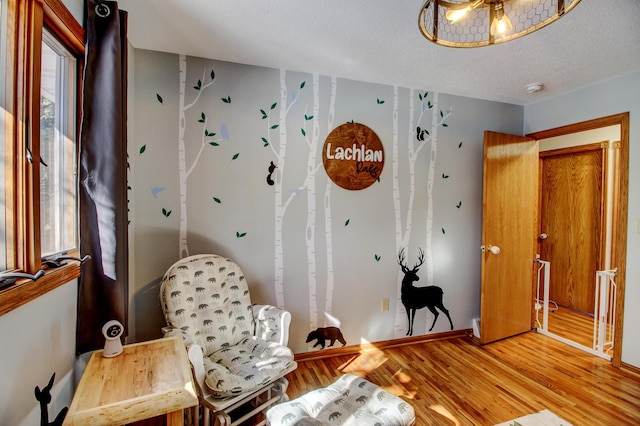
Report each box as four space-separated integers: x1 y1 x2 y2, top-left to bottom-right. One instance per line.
535 259 616 361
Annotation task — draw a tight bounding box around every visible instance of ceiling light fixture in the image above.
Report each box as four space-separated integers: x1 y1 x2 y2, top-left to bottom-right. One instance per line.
419 0 581 48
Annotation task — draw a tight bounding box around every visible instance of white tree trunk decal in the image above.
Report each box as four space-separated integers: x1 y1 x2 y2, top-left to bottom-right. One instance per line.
177 55 219 258
304 74 321 333
424 91 440 286
323 76 337 326
272 70 292 308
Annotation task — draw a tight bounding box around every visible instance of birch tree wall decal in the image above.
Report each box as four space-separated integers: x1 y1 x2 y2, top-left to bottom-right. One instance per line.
177 55 223 258
322 76 338 328
303 74 322 335
261 69 303 308
424 92 453 288
392 89 453 337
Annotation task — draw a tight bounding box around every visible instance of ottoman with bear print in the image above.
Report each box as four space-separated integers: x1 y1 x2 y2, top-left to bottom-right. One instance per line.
266 374 415 425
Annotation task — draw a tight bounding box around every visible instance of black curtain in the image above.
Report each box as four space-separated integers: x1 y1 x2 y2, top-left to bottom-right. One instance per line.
77 0 128 354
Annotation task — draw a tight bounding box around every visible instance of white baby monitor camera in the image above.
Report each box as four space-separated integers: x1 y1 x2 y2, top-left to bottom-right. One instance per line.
102 320 124 358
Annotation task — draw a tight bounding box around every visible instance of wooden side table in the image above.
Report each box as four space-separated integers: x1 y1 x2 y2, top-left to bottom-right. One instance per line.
63 336 198 426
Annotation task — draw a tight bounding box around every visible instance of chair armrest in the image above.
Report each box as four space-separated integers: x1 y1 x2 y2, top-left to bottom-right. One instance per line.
162 327 210 399
252 304 291 346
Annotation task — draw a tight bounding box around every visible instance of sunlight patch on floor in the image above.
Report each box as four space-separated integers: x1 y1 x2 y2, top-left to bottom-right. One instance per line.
336 339 418 400
429 404 461 426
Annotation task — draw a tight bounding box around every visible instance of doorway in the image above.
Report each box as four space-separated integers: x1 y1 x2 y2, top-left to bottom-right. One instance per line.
479 113 629 368
528 114 628 366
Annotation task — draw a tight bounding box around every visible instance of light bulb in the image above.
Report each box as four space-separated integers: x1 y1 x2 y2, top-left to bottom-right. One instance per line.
490 3 513 37
445 7 471 23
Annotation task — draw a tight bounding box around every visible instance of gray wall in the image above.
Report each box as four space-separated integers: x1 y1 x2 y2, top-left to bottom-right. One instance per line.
525 71 640 367
129 49 523 353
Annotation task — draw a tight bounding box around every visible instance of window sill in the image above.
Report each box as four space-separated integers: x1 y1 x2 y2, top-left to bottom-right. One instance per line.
0 262 80 316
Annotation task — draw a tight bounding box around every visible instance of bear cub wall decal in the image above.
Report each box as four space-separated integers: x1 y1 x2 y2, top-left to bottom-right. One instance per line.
306 326 346 349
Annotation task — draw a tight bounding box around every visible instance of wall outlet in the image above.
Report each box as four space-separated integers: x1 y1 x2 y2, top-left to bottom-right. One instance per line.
381 298 389 312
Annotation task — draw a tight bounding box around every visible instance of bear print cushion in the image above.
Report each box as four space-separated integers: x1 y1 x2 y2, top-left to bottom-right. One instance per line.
267 374 415 425
203 336 293 398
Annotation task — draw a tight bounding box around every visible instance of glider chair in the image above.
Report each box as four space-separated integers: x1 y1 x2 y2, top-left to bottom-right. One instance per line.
160 254 297 426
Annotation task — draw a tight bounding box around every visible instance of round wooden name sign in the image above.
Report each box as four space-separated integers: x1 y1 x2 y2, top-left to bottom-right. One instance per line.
322 122 384 190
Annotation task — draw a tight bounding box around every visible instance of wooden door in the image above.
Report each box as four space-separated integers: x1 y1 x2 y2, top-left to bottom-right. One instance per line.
539 144 605 314
480 131 539 344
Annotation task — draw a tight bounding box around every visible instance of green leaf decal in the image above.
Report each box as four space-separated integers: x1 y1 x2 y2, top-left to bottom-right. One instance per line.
198 112 206 123
213 197 221 204
440 110 444 118
270 124 279 130
375 254 381 262
156 94 163 104
232 153 239 160
236 231 247 238
456 201 462 208
260 109 268 119
428 101 433 109
205 130 216 137
345 219 350 226
304 114 314 121
193 79 202 90
300 81 306 89
162 208 172 218
376 98 385 104
458 141 463 148
442 173 449 179
301 128 306 137
270 102 277 110
423 91 428 99
261 137 269 147
209 142 219 147
222 96 231 103
442 123 449 127
442 228 446 234
210 70 215 80
418 93 423 101
139 145 146 154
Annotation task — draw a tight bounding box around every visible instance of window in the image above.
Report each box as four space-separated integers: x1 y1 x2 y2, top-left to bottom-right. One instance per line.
40 30 77 258
1 0 8 272
0 0 84 315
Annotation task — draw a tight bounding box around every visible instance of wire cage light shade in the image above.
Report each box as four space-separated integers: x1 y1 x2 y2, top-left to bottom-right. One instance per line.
419 0 581 47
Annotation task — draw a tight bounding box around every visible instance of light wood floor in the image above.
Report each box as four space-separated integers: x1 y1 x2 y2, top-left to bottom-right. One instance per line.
544 305 602 351
285 331 640 425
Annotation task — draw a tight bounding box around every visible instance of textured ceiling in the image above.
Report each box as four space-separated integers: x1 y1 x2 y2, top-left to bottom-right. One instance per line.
118 0 640 105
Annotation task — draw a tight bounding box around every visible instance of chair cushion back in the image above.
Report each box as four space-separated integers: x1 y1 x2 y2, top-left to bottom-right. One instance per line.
160 254 255 355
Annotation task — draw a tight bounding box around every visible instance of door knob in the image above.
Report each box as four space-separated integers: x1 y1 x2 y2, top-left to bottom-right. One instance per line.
481 245 500 254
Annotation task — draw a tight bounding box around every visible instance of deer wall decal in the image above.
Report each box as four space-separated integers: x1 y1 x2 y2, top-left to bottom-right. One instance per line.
398 247 454 336
34 373 67 426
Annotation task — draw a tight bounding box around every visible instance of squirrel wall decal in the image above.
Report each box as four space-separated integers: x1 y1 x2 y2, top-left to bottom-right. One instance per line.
266 161 277 186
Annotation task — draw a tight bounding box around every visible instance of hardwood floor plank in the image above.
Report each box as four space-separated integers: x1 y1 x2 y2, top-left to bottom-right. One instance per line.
285 332 640 425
